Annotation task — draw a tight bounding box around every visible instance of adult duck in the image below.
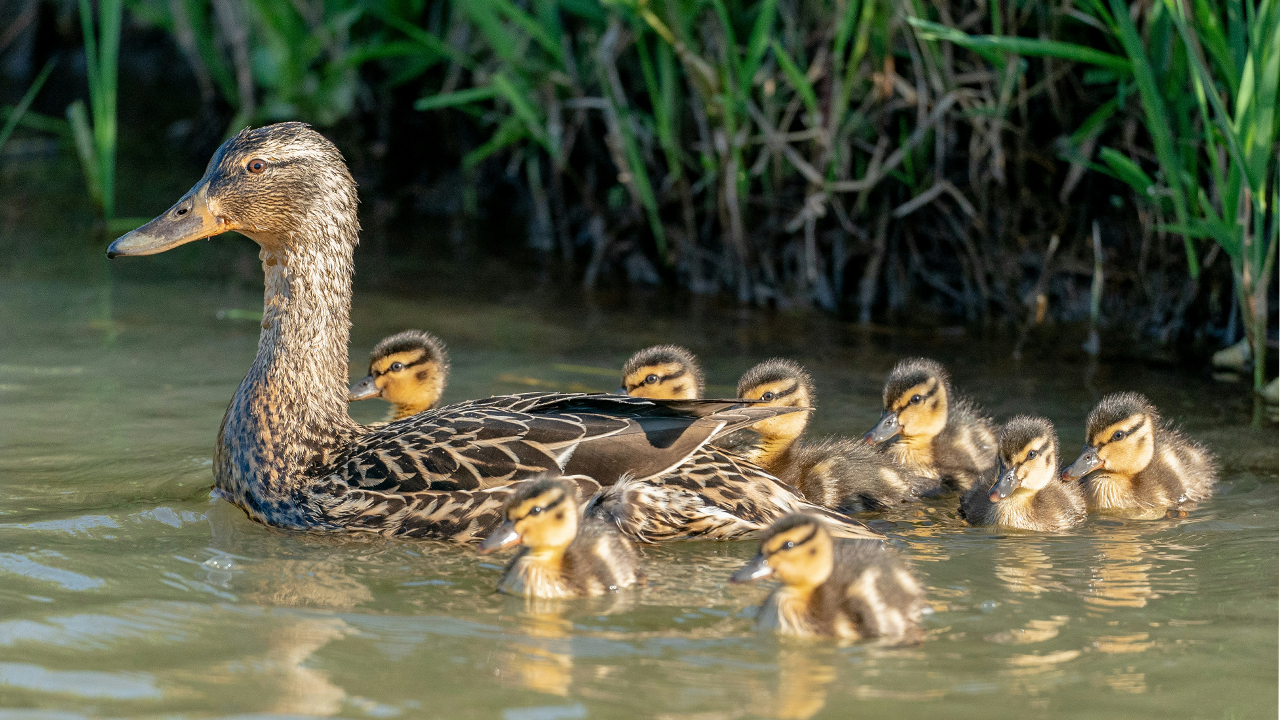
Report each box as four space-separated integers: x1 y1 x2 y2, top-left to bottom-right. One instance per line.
107 123 877 543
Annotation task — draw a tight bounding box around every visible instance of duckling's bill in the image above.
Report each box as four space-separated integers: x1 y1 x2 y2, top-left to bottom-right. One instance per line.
729 553 773 583
1062 446 1101 480
348 375 381 401
865 411 902 443
989 464 1021 501
107 183 228 258
478 520 521 553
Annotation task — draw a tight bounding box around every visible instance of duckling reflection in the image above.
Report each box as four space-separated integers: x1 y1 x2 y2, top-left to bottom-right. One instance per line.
1085 533 1157 609
991 539 1075 597
204 505 368 713
493 585 639 697
773 643 837 720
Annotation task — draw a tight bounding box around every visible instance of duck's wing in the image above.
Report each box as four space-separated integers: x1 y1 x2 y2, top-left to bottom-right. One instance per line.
333 393 797 494
316 474 604 543
584 448 882 542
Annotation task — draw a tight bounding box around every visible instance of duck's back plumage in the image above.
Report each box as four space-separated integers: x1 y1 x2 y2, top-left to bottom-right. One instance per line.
296 393 826 541
585 447 878 542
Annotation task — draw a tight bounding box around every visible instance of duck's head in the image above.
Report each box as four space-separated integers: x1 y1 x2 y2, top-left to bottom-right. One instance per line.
348 330 450 417
730 514 833 590
736 359 815 444
866 358 950 444
478 477 581 554
618 345 704 399
1063 392 1157 482
106 122 357 259
988 416 1060 501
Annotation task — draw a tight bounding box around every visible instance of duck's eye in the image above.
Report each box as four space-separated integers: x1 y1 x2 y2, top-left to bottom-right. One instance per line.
645 374 659 384
761 391 776 401
247 158 267 174
910 394 923 404
1026 449 1037 460
1111 430 1125 441
389 362 404 372
782 541 795 550
529 506 543 516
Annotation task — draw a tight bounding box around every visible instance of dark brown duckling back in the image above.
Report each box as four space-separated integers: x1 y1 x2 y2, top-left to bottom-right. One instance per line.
809 539 926 642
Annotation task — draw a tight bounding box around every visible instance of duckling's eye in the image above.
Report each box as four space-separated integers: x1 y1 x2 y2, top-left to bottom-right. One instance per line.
529 506 543 516
1026 449 1037 460
910 394 923 404
782 541 795 550
389 362 404 372
761 391 776 401
247 158 267 174
1111 430 1125 441
645 374 658 385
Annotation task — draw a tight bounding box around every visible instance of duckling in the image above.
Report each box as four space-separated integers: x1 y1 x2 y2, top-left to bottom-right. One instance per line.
1062 392 1216 517
618 345 704 399
865 358 997 492
729 514 925 642
348 330 449 421
733 359 929 513
478 476 642 598
959 416 1086 531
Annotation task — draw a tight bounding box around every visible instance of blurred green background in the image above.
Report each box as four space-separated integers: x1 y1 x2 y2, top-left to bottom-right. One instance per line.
0 0 1276 390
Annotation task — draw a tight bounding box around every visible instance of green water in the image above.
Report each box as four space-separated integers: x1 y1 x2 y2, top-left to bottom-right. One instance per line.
0 275 1275 720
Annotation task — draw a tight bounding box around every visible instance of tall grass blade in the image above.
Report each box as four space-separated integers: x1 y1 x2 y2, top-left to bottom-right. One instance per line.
0 58 57 154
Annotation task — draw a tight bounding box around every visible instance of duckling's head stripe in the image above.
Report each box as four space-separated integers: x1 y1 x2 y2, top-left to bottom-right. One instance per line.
883 358 948 407
621 345 704 395
369 330 449 371
737 359 814 402
1085 391 1158 441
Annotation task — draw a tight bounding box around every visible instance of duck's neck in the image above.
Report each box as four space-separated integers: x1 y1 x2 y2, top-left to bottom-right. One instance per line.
215 219 361 522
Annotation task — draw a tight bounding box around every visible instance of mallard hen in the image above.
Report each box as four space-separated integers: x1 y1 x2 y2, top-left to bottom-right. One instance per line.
106 123 877 543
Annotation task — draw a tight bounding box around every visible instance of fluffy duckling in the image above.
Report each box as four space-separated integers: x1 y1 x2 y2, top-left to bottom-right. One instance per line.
348 330 449 421
618 345 704 400
959 416 1086 531
730 514 925 642
733 359 929 512
479 476 642 598
865 358 997 492
1062 392 1216 517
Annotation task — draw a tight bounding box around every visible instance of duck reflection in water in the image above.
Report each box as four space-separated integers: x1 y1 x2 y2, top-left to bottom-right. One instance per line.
204 502 366 714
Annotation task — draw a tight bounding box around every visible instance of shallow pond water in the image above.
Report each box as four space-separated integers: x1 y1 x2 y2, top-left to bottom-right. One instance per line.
0 273 1275 720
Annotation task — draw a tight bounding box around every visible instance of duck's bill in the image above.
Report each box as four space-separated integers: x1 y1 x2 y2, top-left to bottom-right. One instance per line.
348 375 381 402
865 412 902 443
729 554 773 583
478 520 521 553
106 184 228 258
988 468 1020 502
1062 447 1102 480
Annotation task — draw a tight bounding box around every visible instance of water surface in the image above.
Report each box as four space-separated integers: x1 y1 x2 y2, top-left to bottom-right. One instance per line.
0 275 1275 719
